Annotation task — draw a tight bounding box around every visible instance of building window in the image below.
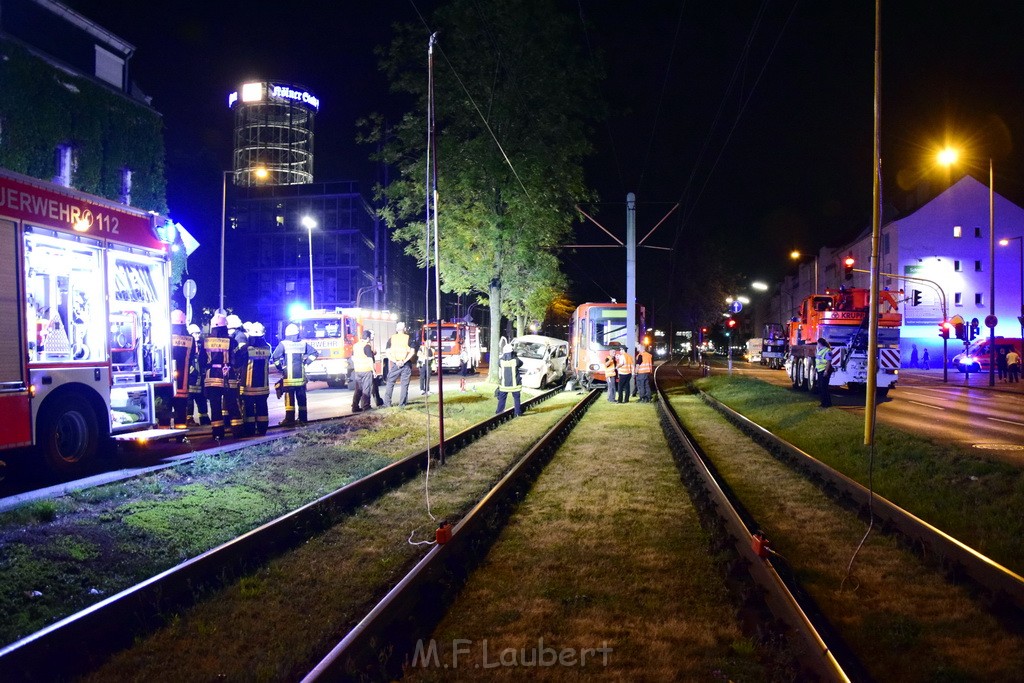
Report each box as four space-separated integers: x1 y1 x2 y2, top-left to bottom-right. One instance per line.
954 293 962 305
53 144 74 187
954 260 962 272
975 293 984 306
975 260 982 272
975 227 982 238
953 225 962 238
95 46 125 89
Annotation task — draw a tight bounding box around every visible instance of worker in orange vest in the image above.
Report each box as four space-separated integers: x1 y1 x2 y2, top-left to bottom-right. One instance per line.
635 345 653 402
603 352 618 403
615 348 634 403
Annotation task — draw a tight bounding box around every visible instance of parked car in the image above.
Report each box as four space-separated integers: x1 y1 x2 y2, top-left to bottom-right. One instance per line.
511 334 570 388
951 337 1023 373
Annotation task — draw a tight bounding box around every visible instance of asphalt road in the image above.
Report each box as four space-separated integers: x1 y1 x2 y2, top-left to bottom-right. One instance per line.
721 359 1024 464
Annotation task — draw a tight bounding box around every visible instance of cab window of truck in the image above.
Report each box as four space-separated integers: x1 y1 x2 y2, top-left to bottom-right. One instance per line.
25 230 106 364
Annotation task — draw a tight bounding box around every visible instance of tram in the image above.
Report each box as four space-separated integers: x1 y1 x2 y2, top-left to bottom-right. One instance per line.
568 302 646 389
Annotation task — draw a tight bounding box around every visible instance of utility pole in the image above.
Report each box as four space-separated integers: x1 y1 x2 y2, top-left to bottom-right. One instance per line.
626 193 637 355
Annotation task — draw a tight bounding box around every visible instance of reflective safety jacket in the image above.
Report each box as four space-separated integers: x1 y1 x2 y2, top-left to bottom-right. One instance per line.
272 338 318 387
188 337 206 393
498 353 523 392
387 332 414 365
171 326 195 398
603 355 618 378
241 337 272 396
815 344 832 372
228 329 248 390
616 352 634 375
204 330 233 389
352 340 375 373
636 351 653 374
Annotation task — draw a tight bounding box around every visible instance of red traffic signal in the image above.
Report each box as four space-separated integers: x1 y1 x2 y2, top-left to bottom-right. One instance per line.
843 255 855 280
939 321 952 339
726 319 737 328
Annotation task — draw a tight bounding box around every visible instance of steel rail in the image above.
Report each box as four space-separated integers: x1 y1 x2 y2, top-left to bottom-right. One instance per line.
0 388 564 681
303 389 601 681
654 363 855 682
700 389 1024 613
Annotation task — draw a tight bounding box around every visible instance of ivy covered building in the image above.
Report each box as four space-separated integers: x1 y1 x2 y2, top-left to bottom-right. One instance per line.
0 0 166 212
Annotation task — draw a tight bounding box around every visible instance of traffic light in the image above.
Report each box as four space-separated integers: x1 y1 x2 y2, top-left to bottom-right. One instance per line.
939 321 951 339
726 319 737 329
955 321 967 341
843 255 855 280
911 289 922 306
970 318 980 340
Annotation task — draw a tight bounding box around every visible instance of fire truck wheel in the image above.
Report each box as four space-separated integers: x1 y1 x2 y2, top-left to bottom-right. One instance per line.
39 393 99 475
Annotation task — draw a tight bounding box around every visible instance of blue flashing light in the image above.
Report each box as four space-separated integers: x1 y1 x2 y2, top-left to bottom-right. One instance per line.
288 302 307 320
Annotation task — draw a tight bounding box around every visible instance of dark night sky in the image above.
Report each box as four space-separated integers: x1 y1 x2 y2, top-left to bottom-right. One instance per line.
64 1 1024 321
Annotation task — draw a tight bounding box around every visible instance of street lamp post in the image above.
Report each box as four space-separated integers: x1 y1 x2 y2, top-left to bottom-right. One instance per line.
939 148 995 386
302 215 317 309
1000 236 1024 343
220 166 268 312
790 250 818 295
219 170 231 312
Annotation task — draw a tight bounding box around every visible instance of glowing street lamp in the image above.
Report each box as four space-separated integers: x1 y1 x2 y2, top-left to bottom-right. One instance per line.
790 249 818 294
302 215 317 309
1000 236 1024 343
939 146 995 386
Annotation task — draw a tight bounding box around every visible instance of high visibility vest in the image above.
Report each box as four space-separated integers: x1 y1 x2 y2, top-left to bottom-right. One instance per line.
636 351 653 374
204 335 231 388
617 353 634 375
273 338 317 387
241 340 272 396
188 338 205 393
815 345 832 372
388 332 412 365
499 355 522 392
171 330 194 397
352 341 375 373
603 356 617 377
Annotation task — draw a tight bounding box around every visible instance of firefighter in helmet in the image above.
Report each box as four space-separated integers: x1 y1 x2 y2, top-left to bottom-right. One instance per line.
271 322 318 426
204 312 233 439
240 322 272 435
495 343 524 416
226 314 247 437
169 309 195 429
187 323 210 425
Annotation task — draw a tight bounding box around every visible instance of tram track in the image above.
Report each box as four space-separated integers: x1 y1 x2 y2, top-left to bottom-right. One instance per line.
0 388 567 681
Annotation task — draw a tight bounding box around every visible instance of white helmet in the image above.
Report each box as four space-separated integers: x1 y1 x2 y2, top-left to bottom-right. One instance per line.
187 323 201 336
285 323 299 337
250 322 266 337
503 343 514 354
171 309 186 325
243 321 254 333
396 321 406 331
226 314 243 330
211 312 228 327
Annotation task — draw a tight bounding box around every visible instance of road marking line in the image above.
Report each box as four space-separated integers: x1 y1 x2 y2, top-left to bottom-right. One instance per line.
988 417 1024 426
906 400 944 410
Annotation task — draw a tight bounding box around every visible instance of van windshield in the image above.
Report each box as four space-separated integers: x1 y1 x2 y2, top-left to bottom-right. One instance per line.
965 339 987 356
514 341 548 359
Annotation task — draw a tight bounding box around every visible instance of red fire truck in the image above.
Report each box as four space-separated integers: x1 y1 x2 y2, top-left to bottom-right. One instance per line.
421 321 482 372
0 169 176 474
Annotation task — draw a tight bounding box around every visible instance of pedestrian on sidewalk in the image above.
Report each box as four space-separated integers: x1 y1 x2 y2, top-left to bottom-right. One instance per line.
1007 349 1021 383
921 348 930 370
909 343 919 369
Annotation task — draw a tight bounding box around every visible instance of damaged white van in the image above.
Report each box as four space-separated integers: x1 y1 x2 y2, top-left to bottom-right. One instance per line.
511 335 570 389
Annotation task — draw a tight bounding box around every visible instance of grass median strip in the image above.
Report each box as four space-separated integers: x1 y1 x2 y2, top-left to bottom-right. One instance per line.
0 388 528 646
667 386 1024 681
83 390 582 681
406 399 766 682
697 375 1024 572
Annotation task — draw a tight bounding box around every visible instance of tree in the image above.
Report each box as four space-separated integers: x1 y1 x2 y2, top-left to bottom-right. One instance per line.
363 0 601 378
